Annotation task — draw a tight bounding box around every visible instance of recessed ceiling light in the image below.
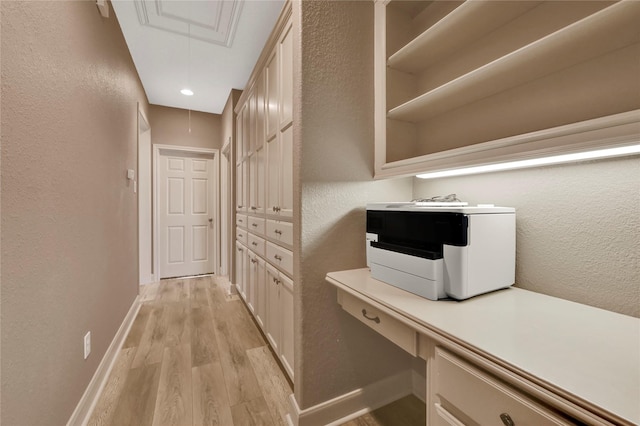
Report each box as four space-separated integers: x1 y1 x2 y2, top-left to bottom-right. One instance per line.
180 88 194 96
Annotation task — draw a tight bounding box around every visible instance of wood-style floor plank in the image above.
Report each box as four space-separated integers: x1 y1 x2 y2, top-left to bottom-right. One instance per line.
192 362 234 426
89 276 291 426
191 306 221 367
152 345 193 426
246 345 292 426
158 279 190 303
164 302 191 348
229 396 274 426
140 282 160 302
109 363 162 426
190 277 212 309
123 304 152 349
87 348 136 426
214 306 263 406
131 305 168 368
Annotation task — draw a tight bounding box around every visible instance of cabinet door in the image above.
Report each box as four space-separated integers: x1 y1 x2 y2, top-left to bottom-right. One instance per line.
256 70 266 149
266 135 280 215
254 256 266 330
248 152 257 213
236 106 244 162
265 264 280 353
235 243 245 294
242 160 250 213
236 162 244 211
265 49 279 141
255 143 265 215
243 95 251 157
247 251 256 314
279 22 293 128
279 273 294 379
279 125 293 218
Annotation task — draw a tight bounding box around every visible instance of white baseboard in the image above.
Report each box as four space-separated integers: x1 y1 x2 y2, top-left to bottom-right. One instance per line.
66 296 141 426
288 370 413 426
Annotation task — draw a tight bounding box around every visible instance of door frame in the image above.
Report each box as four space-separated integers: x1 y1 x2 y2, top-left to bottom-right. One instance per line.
137 104 154 285
153 144 220 279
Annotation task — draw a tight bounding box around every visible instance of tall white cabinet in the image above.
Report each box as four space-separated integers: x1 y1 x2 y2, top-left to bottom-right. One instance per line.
234 3 294 381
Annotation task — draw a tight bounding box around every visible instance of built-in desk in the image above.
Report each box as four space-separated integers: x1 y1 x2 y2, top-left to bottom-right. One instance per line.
326 268 640 426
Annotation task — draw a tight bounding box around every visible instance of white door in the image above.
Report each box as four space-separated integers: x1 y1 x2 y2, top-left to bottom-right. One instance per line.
159 150 215 278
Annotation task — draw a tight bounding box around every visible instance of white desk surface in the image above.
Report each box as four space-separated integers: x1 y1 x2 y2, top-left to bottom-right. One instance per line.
326 268 640 425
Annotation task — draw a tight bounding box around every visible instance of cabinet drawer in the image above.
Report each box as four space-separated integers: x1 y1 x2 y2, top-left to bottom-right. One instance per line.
236 227 248 245
338 290 417 356
266 220 293 246
435 347 573 426
248 217 266 235
266 241 293 276
247 233 266 258
236 214 248 229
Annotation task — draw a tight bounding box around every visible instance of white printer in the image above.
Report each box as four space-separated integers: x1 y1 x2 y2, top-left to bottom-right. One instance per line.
366 202 515 301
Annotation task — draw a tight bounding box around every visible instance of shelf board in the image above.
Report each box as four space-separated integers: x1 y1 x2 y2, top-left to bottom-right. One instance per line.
387 1 640 124
388 1 543 73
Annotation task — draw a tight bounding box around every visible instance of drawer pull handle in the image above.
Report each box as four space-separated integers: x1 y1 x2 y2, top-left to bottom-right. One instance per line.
252 242 258 246
500 413 515 426
274 229 282 235
252 223 258 227
274 254 282 261
361 309 380 324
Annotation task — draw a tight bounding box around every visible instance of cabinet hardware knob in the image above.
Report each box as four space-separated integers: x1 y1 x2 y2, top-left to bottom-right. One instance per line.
500 413 515 426
237 248 242 252
252 242 258 246
274 254 282 261
272 206 277 212
251 259 257 264
361 309 380 324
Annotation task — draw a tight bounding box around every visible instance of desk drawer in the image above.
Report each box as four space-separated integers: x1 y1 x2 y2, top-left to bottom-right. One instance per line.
248 217 266 236
266 242 293 276
266 220 293 246
435 347 573 426
247 233 265 257
236 227 248 246
338 290 417 356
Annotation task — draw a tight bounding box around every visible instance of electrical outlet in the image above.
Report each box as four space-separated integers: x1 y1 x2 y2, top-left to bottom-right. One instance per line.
84 332 91 359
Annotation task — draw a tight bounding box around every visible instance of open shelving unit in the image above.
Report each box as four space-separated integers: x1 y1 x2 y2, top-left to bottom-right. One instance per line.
374 0 640 178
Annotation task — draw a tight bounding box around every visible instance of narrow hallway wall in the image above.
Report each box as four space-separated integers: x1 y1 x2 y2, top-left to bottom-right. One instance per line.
294 0 414 410
1 2 149 424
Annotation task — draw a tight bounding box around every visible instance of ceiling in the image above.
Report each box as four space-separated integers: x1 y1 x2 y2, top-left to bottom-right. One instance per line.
112 0 285 114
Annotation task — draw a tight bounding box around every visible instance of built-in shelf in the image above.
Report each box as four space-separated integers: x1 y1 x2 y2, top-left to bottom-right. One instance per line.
387 1 543 73
387 1 640 124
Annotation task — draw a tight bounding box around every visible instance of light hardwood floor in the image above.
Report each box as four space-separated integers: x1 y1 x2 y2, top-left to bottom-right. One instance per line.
88 276 293 426
88 276 425 426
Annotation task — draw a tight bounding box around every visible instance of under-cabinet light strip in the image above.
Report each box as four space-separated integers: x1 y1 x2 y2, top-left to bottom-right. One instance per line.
415 144 640 179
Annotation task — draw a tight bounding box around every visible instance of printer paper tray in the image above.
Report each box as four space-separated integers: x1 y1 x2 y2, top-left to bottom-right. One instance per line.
369 245 445 301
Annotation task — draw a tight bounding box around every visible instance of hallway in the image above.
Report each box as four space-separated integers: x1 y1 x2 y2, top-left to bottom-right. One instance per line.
88 276 292 426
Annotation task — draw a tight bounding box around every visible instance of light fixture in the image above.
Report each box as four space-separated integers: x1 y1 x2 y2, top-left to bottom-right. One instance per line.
416 144 640 179
180 88 194 96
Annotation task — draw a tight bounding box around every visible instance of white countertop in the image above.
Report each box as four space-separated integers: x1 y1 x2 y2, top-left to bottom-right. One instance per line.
326 268 640 425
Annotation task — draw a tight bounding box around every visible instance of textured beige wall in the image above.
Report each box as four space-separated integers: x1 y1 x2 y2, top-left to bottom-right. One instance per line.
294 0 414 410
149 104 222 149
1 1 148 424
414 156 640 317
